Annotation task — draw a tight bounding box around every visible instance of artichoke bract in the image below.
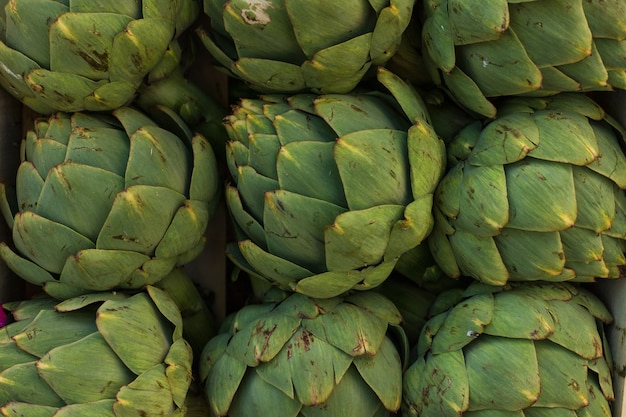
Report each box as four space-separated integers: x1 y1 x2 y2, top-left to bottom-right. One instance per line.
199 291 408 417
135 68 230 159
0 107 220 300
420 0 626 117
197 0 415 94
403 281 614 417
225 68 446 298
0 286 193 416
0 0 200 114
152 267 218 358
430 94 626 285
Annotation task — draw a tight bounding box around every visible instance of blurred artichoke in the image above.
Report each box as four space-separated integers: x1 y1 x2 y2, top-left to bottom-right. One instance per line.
199 290 408 417
403 281 614 417
0 107 220 300
430 93 626 285
224 67 446 298
0 0 200 114
197 0 415 94
0 286 193 416
420 0 626 117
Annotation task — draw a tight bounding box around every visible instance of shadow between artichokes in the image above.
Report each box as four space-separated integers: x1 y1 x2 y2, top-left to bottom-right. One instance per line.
224 67 446 298
0 106 220 300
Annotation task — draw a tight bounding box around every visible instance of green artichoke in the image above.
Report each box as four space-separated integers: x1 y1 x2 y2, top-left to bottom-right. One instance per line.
135 68 230 159
152 267 218 358
0 286 193 416
0 0 200 114
199 290 408 417
429 93 626 285
224 67 446 298
420 0 626 117
403 281 614 417
197 0 415 94
0 107 220 300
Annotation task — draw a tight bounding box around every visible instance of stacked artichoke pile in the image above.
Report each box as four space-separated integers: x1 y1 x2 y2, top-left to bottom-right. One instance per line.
0 0 625 416
0 0 223 415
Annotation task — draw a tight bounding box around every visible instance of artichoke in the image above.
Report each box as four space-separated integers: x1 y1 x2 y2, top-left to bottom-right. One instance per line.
420 0 626 117
429 93 626 285
224 67 446 298
403 281 615 417
0 286 193 416
0 107 220 300
135 68 230 159
0 0 200 114
199 290 408 417
152 267 218 357
197 0 415 94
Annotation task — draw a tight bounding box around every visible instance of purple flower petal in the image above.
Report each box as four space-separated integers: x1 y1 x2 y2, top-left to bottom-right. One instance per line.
0 305 6 328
